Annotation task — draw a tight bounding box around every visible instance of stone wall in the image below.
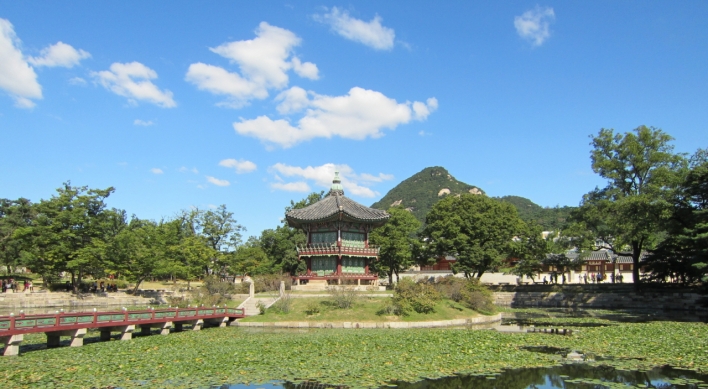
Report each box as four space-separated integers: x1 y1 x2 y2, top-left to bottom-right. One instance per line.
0 291 167 310
494 291 708 312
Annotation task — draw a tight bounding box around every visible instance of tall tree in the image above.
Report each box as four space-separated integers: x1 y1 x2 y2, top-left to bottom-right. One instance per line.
369 206 422 284
422 194 523 278
644 149 708 284
0 198 35 274
571 126 686 288
18 183 120 287
259 191 324 274
183 205 244 275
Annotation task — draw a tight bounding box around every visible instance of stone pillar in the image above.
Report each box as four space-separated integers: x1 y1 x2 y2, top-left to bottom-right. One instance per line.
99 325 134 341
46 329 87 348
249 282 255 298
279 281 285 296
159 321 172 335
192 319 204 331
1 334 23 356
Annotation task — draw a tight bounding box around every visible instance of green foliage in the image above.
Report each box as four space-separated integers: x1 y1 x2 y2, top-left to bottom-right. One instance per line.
271 293 294 313
326 286 359 309
369 206 422 284
304 300 321 315
433 276 495 314
371 166 484 223
422 193 524 278
0 197 34 274
570 126 686 287
2 319 707 388
229 240 273 276
392 278 441 315
252 274 290 293
496 196 576 231
645 148 708 284
259 191 323 275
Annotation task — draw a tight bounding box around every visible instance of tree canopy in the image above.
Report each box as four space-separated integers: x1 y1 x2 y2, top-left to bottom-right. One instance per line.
570 126 686 288
369 206 422 284
422 194 523 278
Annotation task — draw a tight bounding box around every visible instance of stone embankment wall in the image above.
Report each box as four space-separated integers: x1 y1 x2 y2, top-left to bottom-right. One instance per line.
0 291 173 310
494 291 708 312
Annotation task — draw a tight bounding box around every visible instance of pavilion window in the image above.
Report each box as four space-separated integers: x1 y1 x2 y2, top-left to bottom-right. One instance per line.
311 232 337 245
341 232 365 248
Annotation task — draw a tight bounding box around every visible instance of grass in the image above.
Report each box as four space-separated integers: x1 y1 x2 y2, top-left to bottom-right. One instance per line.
240 296 485 322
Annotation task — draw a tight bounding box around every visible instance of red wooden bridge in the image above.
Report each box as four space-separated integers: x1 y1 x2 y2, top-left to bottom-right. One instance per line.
0 306 245 356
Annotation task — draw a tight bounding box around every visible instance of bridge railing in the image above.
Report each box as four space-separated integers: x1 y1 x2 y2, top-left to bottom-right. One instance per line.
0 307 244 336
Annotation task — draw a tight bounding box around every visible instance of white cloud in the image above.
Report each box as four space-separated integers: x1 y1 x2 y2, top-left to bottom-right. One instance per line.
269 163 393 198
185 22 318 108
68 77 87 86
314 7 395 50
150 168 164 174
206 176 230 186
275 86 310 114
514 6 555 47
92 62 176 108
234 87 438 148
271 181 310 192
0 18 42 108
178 166 199 174
134 119 154 126
291 57 319 80
28 41 90 68
219 158 257 174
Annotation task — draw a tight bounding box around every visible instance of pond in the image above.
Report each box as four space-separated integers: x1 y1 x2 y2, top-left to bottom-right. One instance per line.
213 365 708 389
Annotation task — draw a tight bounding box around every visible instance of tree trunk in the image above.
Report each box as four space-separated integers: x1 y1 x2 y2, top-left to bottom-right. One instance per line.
632 241 642 290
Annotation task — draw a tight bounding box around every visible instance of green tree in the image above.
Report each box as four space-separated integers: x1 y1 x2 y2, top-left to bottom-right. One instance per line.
422 194 523 278
18 183 122 287
185 205 244 276
369 206 421 284
230 238 273 276
571 126 686 288
644 149 708 284
259 191 325 274
0 198 35 274
510 222 551 280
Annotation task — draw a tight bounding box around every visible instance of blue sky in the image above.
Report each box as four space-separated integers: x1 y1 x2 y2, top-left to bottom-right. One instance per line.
1 1 707 238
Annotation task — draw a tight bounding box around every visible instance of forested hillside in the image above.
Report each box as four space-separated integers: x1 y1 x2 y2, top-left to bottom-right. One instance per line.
495 195 576 231
372 167 576 230
371 167 484 223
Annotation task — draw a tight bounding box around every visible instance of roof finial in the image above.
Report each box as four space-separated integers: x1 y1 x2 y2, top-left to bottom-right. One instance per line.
330 170 344 195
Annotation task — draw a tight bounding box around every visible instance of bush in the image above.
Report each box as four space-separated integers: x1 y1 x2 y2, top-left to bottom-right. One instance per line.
252 274 291 293
271 293 293 314
327 286 359 309
189 276 237 306
304 301 321 316
391 278 441 315
434 276 495 314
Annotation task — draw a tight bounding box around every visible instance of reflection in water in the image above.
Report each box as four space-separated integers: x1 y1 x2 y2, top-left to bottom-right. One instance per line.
216 366 708 389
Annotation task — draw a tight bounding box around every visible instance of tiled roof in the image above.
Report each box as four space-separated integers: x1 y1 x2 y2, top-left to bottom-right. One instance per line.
286 172 390 227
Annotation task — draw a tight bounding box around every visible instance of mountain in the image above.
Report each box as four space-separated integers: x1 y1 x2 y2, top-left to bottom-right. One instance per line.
371 166 576 230
495 195 575 231
371 166 484 223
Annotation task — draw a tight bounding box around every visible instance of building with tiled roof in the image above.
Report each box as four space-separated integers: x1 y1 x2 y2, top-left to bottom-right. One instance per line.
285 172 390 286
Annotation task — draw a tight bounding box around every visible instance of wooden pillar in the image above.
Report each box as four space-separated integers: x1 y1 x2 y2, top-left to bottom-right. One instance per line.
337 256 342 275
365 258 370 275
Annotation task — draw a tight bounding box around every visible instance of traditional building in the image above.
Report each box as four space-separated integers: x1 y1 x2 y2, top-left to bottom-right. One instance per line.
285 172 390 286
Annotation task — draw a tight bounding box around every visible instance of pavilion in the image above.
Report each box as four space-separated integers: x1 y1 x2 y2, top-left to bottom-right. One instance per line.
285 172 390 288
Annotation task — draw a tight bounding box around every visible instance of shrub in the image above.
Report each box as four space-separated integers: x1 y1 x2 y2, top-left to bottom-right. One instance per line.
433 276 495 314
256 300 267 315
189 276 236 306
252 274 291 293
271 293 293 314
327 286 359 309
391 278 441 315
304 301 321 316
